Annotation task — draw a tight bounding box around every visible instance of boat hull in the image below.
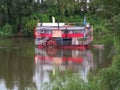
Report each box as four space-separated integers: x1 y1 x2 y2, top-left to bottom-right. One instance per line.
36 45 89 50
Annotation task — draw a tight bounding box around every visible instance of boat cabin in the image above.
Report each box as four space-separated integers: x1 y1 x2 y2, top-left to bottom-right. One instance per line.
34 22 93 48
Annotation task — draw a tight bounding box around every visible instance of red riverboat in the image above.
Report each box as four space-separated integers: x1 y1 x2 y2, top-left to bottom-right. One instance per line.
34 19 93 49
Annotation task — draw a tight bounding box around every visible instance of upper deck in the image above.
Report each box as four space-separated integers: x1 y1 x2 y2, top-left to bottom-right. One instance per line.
36 26 85 31
34 22 91 39
36 23 86 31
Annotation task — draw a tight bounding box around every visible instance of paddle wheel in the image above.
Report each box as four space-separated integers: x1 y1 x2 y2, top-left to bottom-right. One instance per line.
46 39 57 46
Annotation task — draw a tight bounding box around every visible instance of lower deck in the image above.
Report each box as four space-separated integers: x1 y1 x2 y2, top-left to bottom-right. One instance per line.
35 37 91 46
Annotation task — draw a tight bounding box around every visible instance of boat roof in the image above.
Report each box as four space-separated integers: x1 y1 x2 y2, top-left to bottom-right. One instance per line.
36 26 85 31
37 23 65 26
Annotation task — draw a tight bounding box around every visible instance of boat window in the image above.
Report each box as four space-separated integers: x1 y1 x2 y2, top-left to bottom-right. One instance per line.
36 30 41 33
62 31 64 34
46 30 51 34
69 31 73 34
65 30 69 34
62 30 83 34
41 30 45 33
62 30 69 34
73 30 83 33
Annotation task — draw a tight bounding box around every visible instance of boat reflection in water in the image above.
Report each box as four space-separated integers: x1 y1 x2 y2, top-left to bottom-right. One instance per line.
33 47 93 89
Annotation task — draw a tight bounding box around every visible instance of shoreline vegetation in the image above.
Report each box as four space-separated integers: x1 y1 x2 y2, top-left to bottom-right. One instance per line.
0 0 120 89
0 15 104 38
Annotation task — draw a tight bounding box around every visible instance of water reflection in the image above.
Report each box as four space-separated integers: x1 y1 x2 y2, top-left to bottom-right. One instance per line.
0 38 112 90
33 47 94 89
0 39 34 90
0 79 19 90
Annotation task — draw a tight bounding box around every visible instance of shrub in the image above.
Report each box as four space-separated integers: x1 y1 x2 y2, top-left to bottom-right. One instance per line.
21 15 38 37
0 23 14 37
0 31 4 37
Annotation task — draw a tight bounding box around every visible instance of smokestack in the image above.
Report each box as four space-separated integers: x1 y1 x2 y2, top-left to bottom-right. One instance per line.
52 16 55 23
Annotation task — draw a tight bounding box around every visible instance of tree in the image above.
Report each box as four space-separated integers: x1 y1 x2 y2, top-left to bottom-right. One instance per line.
91 0 120 18
106 14 120 38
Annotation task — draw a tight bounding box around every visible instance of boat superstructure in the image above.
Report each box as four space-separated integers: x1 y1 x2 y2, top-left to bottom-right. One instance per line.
34 19 93 49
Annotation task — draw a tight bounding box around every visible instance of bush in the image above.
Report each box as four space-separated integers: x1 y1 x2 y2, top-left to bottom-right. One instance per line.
0 23 14 37
2 23 13 33
0 31 4 37
21 15 38 37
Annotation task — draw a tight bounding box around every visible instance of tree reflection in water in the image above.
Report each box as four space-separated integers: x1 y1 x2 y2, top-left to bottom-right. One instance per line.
33 47 94 89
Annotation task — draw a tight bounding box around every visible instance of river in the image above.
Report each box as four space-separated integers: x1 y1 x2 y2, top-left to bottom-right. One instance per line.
0 38 112 90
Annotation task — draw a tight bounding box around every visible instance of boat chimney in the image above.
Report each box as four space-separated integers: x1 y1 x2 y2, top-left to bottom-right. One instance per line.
52 16 55 23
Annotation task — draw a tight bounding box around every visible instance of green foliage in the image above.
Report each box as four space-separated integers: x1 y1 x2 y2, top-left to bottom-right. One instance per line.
21 15 38 37
97 59 120 90
92 9 120 90
91 0 120 18
55 15 83 23
106 14 120 38
2 23 13 33
42 71 87 90
0 6 7 26
0 23 14 37
0 0 119 37
47 8 58 17
0 31 4 37
40 14 50 22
